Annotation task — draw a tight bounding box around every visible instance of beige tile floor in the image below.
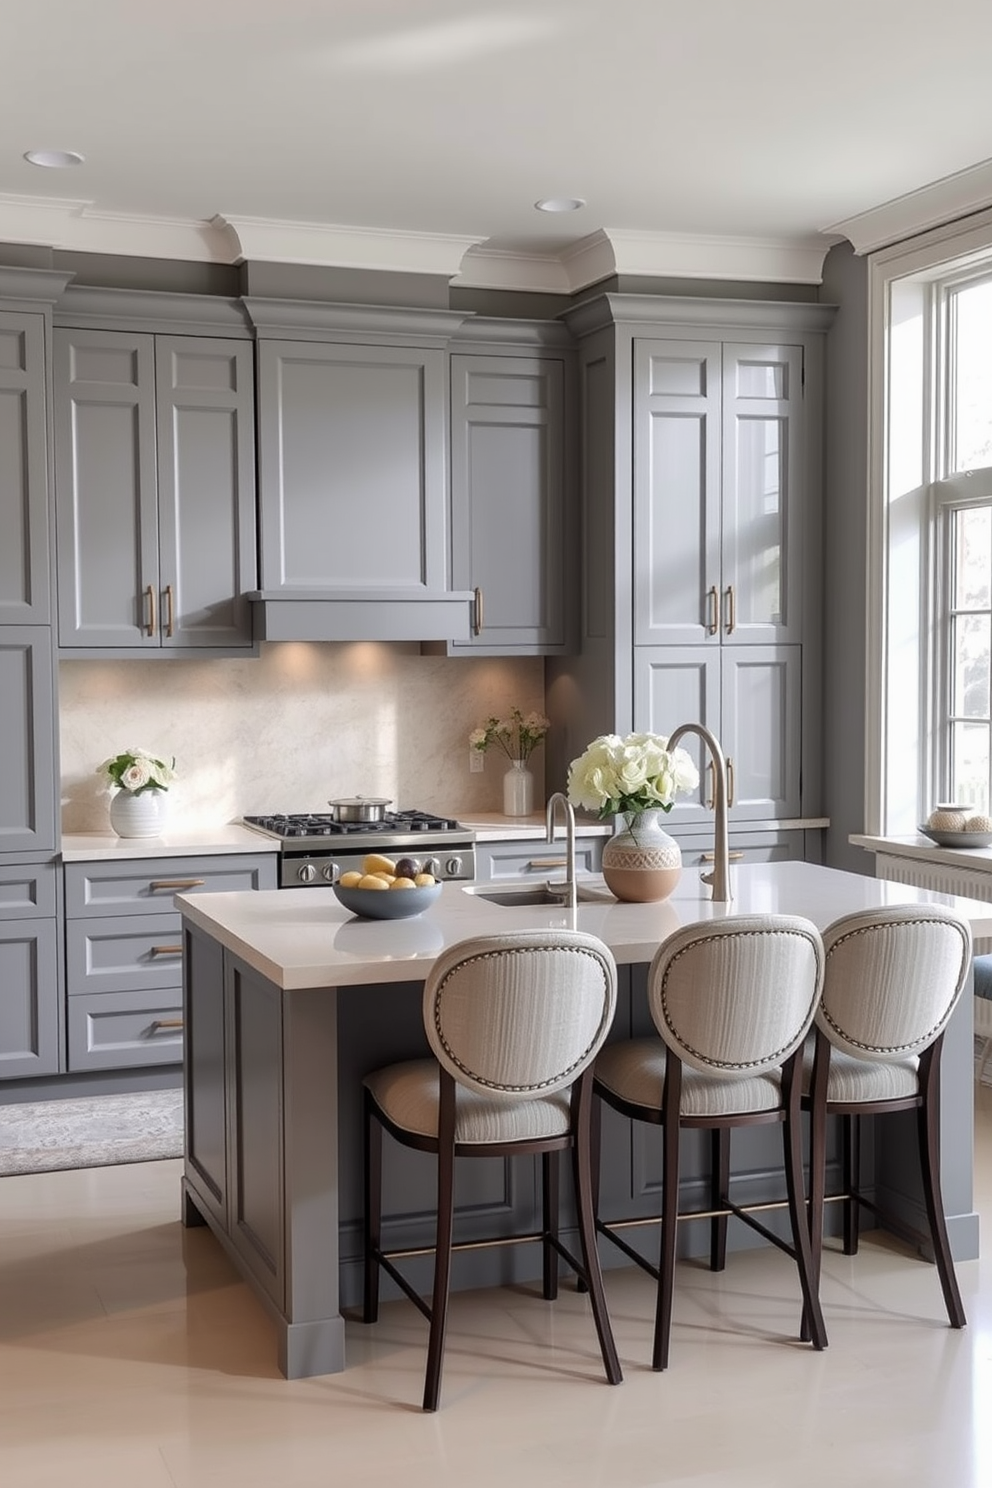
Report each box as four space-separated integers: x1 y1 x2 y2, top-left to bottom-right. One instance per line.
2 1089 992 1488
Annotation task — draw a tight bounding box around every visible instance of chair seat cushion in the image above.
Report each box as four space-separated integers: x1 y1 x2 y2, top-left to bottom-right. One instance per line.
802 1038 920 1103
594 1038 782 1117
364 1059 571 1144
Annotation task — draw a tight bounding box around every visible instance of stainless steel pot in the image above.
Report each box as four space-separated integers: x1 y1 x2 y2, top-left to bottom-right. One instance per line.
326 796 392 823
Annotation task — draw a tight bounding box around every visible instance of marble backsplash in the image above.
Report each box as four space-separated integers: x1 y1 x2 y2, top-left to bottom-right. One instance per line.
59 643 548 833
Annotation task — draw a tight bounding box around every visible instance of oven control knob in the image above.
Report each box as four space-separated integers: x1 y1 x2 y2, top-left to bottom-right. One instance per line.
444 857 462 878
423 856 440 878
321 864 336 882
298 863 317 883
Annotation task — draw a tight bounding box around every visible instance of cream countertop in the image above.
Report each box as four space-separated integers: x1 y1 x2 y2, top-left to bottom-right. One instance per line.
60 825 280 862
458 812 611 841
176 859 992 992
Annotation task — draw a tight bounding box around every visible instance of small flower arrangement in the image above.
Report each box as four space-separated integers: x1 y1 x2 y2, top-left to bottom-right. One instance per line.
98 747 177 795
567 731 699 820
469 708 550 763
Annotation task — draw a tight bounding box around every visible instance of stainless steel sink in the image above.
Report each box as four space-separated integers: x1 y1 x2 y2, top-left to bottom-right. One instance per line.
465 883 587 908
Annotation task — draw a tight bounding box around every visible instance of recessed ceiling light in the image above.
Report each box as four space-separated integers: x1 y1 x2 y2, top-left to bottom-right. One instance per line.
535 197 586 213
23 149 85 169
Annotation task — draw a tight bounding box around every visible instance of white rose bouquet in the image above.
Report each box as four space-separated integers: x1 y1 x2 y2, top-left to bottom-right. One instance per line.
98 747 177 795
567 731 699 820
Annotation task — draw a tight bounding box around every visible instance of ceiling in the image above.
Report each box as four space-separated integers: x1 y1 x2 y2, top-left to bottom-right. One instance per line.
5 0 992 290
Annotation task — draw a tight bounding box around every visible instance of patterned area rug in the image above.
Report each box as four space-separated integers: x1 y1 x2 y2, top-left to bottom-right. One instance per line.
0 1089 183 1176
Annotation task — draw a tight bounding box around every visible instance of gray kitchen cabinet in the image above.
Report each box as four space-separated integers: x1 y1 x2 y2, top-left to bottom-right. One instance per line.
0 863 60 1079
446 349 573 655
473 836 605 881
0 628 57 855
0 311 51 625
54 328 257 652
63 853 276 1072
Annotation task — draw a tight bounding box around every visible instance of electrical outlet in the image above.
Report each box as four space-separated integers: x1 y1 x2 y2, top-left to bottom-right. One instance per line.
469 748 484 773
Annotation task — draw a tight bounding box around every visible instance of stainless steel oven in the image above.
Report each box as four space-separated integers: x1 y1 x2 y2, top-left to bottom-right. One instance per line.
242 810 476 888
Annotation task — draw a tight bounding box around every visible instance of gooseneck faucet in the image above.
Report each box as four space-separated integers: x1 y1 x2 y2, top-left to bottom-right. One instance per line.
666 722 733 903
545 792 578 910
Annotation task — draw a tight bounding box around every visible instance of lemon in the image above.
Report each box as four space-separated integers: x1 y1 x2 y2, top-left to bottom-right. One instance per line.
363 853 397 876
390 876 417 889
337 870 363 888
357 873 390 890
414 872 436 887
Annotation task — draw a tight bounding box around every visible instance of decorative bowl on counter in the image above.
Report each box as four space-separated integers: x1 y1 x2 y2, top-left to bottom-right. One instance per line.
332 882 443 920
918 825 992 848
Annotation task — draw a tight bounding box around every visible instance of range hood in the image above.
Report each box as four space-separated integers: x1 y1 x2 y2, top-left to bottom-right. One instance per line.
249 589 475 643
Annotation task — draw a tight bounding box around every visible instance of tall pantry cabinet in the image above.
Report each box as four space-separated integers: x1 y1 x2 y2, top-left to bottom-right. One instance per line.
0 269 71 1079
546 293 835 858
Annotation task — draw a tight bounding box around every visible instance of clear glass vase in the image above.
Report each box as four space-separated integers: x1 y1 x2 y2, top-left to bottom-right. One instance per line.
502 759 534 817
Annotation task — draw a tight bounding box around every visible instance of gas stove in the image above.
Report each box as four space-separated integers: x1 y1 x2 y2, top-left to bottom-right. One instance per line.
242 811 476 888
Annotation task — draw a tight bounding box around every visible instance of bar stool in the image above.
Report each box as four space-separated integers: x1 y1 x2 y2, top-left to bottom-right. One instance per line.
593 913 827 1370
804 903 972 1331
362 928 622 1411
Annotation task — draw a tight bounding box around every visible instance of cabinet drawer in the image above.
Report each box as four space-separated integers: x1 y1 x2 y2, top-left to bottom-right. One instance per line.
64 853 276 917
67 988 183 1071
66 913 185 996
675 829 806 866
474 837 605 882
0 861 57 920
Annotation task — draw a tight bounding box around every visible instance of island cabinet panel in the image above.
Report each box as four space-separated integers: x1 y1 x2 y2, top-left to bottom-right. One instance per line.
473 836 605 882
0 311 51 625
54 329 257 652
0 884 60 1079
226 958 284 1308
183 927 228 1228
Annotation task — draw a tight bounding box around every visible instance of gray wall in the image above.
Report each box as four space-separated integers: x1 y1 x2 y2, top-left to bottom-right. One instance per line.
820 241 870 873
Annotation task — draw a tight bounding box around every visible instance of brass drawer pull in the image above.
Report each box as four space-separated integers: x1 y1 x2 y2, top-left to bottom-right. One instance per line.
527 858 568 870
473 586 484 636
145 583 157 637
701 851 745 862
151 1018 184 1032
706 761 714 811
163 583 174 638
727 757 735 807
149 879 205 891
707 585 719 635
150 944 183 956
725 584 736 635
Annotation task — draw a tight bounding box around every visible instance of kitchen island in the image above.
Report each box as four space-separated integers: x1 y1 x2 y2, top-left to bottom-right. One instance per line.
177 862 992 1379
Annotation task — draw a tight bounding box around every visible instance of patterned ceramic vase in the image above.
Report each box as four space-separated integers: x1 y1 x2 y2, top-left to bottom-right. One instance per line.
601 809 682 903
109 788 167 838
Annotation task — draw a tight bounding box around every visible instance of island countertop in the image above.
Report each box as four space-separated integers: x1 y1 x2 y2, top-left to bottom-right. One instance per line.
176 860 992 992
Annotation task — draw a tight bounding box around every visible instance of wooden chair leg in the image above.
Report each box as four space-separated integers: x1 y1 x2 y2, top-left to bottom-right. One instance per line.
710 1127 730 1272
842 1113 861 1255
572 1075 622 1385
781 1058 826 1351
917 1046 966 1328
363 1088 382 1325
576 1093 603 1295
542 1150 560 1301
423 1077 456 1412
801 1031 829 1343
653 1060 682 1371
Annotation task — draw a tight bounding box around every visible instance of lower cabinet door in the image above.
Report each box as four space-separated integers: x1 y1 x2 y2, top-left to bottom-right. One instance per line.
67 988 183 1071
0 917 59 1078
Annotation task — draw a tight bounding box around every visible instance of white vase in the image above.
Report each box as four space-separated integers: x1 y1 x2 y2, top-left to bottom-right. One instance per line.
601 809 682 903
109 788 167 839
503 760 534 817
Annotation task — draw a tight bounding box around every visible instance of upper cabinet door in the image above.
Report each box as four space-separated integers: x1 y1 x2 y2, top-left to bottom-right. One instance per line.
448 352 571 655
54 329 160 648
721 344 804 646
256 340 448 596
0 627 56 853
155 337 257 650
0 312 51 625
633 340 722 646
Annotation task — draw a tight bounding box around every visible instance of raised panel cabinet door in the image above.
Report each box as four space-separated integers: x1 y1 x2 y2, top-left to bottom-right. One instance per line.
257 340 448 597
54 328 160 647
0 628 56 853
448 353 567 653
721 645 802 820
0 312 50 624
633 340 722 646
633 645 721 829
155 337 257 649
721 343 804 645
0 916 59 1079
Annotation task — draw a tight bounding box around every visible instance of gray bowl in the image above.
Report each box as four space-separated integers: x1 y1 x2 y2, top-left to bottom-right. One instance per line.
332 882 442 920
918 825 992 849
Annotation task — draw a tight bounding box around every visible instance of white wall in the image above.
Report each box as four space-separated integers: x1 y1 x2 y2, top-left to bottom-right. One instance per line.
59 644 546 832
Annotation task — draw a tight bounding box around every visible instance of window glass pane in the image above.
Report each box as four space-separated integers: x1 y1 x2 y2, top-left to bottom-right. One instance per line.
951 278 992 474
951 721 990 815
953 505 992 609
952 613 991 717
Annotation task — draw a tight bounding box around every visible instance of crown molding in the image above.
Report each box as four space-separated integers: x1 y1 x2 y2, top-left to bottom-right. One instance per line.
215 215 483 277
826 157 992 255
0 193 231 260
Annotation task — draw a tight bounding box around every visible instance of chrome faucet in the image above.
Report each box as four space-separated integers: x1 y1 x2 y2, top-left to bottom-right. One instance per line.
666 722 733 903
545 792 577 910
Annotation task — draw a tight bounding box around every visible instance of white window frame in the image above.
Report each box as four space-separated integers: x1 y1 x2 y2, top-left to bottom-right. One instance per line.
866 205 992 835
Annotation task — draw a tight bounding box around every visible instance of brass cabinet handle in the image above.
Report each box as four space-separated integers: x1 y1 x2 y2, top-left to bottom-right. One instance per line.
145 583 157 637
150 944 183 956
527 858 568 870
725 584 736 635
702 851 745 862
473 586 484 636
727 757 735 807
707 585 719 635
163 584 174 638
706 761 714 811
151 1018 184 1032
149 879 205 891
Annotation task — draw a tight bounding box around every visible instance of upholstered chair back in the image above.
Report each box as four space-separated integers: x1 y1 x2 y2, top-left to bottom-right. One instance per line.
424 930 618 1100
647 915 824 1077
818 904 972 1062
